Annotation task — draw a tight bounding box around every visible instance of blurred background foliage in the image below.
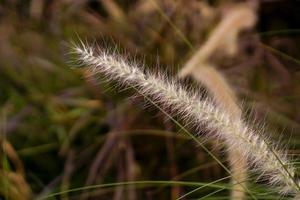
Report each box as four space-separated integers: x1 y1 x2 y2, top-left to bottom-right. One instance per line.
0 0 300 199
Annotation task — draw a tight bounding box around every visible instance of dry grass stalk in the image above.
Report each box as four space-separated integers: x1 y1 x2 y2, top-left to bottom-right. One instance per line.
0 140 32 200
190 65 246 200
71 42 300 196
178 3 257 199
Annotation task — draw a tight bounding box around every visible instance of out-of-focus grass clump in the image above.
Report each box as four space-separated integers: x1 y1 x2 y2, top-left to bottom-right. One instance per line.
0 0 300 199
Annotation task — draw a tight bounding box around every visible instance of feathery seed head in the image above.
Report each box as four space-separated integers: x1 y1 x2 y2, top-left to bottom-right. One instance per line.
70 41 300 195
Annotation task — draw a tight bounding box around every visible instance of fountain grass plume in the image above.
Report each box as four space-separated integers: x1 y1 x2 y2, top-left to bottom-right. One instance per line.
70 40 300 195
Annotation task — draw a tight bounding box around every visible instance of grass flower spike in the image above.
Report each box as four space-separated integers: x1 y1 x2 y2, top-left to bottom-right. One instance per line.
71 41 299 195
